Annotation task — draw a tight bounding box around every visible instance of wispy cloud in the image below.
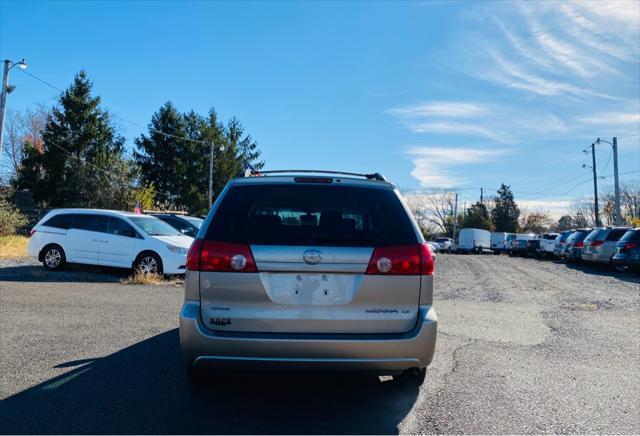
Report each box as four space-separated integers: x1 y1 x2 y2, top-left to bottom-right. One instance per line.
577 112 640 126
407 121 509 143
405 146 510 187
481 49 620 100
388 101 489 118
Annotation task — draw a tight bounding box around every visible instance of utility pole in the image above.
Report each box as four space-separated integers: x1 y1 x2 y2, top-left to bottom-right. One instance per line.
612 137 621 225
208 142 214 208
480 188 484 204
0 59 26 164
452 192 459 239
591 142 601 227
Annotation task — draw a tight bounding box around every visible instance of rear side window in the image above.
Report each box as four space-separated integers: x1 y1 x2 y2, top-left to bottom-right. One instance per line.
71 214 107 232
43 214 71 229
571 231 590 243
106 217 137 237
606 229 628 241
619 230 640 243
206 184 417 246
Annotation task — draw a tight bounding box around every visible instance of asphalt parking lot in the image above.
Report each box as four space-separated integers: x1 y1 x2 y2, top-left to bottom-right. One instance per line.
1 255 639 434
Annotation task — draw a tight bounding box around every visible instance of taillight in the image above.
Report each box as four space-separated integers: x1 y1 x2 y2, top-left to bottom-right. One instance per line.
186 240 257 272
590 240 604 247
366 243 434 276
575 242 584 248
29 229 36 237
622 242 637 252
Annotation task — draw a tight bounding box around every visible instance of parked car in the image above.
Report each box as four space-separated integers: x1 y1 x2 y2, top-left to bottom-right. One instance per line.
180 171 437 385
152 213 204 238
564 228 593 262
491 232 516 254
612 228 640 272
426 241 440 254
581 227 630 265
28 209 193 275
458 228 491 254
539 233 560 257
435 237 454 253
509 233 536 257
553 230 574 258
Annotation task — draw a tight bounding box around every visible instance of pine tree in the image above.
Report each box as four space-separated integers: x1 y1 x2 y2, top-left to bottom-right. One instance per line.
135 105 264 215
15 71 133 208
491 184 520 232
134 101 188 208
462 202 492 230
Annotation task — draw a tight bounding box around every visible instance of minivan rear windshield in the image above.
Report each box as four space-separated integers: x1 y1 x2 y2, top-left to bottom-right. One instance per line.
205 184 417 246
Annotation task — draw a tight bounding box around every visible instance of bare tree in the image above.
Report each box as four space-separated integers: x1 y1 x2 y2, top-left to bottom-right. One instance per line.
570 197 597 227
2 104 49 180
519 209 552 233
404 191 456 237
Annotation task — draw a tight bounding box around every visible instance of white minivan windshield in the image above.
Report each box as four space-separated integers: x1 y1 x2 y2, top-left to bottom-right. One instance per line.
129 216 182 236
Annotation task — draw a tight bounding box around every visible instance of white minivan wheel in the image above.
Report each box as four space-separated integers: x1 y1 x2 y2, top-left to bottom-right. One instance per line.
134 252 163 275
41 245 66 271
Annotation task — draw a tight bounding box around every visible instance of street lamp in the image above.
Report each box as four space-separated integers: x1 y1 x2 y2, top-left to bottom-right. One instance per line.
0 58 28 166
595 137 621 225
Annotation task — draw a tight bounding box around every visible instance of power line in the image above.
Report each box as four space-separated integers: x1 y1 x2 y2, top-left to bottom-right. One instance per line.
18 68 213 146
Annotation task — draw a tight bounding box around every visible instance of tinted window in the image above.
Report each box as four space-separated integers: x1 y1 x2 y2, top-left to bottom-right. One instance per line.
43 214 71 229
206 184 417 246
543 234 558 240
619 229 640 243
129 216 181 236
606 228 629 241
569 230 591 243
586 229 606 241
560 232 573 241
71 214 107 232
183 216 204 228
106 217 136 237
156 216 196 236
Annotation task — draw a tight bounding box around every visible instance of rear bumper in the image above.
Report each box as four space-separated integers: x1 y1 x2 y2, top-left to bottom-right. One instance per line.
612 253 640 268
582 251 611 264
179 301 437 374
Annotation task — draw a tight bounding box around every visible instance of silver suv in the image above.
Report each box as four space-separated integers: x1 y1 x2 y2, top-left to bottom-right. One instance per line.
179 171 437 385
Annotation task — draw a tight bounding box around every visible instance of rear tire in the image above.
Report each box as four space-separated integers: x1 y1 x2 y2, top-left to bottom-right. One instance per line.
41 244 66 271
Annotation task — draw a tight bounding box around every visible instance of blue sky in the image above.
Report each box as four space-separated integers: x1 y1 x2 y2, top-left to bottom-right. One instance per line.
1 0 639 216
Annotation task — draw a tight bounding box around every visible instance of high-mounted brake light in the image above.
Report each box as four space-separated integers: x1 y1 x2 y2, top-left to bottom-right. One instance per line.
186 240 257 272
366 243 434 276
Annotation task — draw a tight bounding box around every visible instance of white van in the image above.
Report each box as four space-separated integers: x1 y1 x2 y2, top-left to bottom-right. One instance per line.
491 232 516 254
28 209 193 274
458 228 491 254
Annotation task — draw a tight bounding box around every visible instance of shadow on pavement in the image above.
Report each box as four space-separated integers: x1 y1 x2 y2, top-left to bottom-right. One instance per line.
0 263 128 283
564 261 640 283
0 329 420 434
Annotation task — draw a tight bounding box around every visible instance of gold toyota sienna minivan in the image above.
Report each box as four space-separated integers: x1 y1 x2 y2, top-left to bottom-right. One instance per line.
179 170 437 385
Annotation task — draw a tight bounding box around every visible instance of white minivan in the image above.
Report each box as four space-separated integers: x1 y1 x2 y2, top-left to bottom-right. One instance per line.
28 209 193 274
458 228 491 254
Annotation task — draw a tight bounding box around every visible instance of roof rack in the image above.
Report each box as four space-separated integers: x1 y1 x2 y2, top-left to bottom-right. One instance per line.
241 169 387 182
